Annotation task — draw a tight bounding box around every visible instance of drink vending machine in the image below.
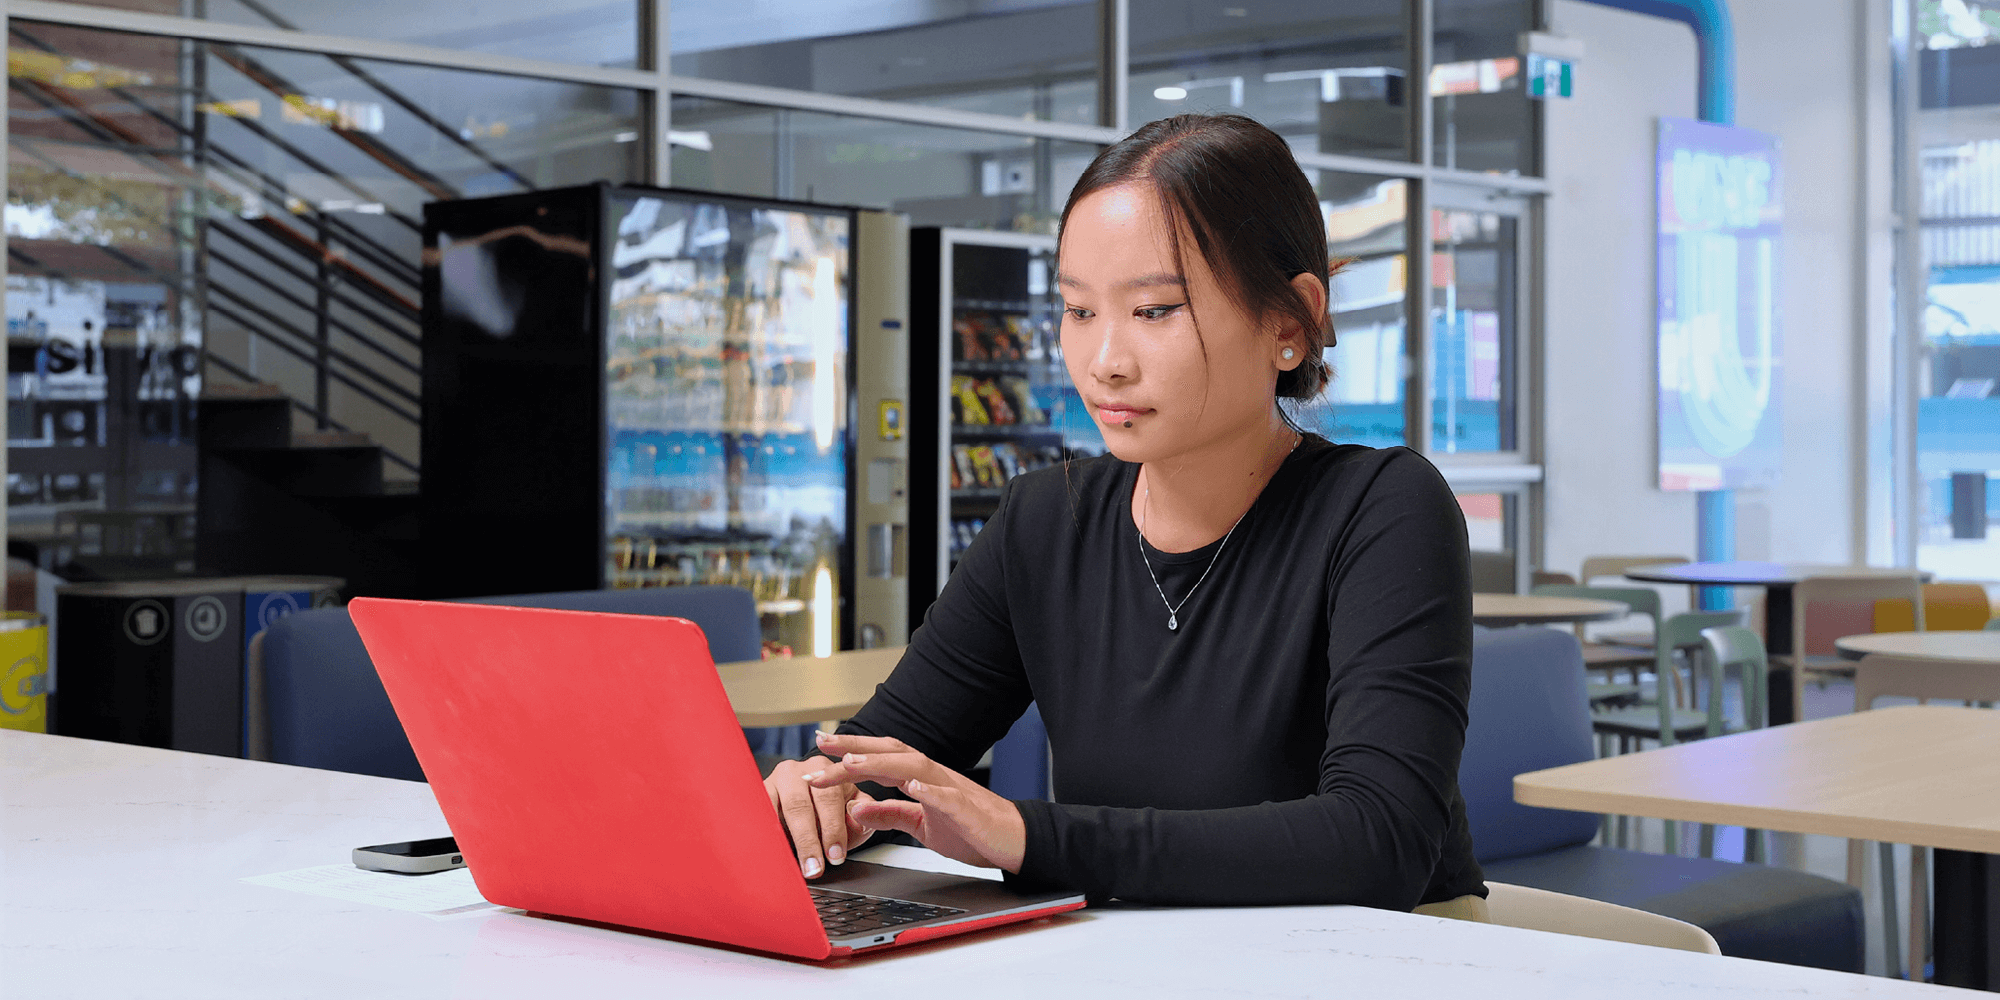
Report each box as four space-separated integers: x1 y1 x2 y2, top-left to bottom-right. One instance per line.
422 184 909 656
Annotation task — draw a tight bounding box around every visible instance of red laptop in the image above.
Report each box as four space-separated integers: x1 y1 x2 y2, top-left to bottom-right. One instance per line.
348 597 1084 960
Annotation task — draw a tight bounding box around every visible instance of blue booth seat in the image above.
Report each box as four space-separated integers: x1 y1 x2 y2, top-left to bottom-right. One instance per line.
262 585 800 782
1461 625 1865 973
262 604 422 781
988 703 1049 801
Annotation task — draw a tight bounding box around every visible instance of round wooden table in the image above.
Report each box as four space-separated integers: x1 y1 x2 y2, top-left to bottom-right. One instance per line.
1835 631 2000 663
716 646 904 727
1472 593 1629 628
1622 561 1932 589
1623 562 1932 724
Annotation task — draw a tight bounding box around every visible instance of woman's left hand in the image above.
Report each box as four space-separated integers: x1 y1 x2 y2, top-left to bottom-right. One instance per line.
802 731 1026 874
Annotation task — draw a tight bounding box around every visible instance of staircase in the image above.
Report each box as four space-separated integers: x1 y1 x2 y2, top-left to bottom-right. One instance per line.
7 10 495 487
5 10 553 591
196 384 419 598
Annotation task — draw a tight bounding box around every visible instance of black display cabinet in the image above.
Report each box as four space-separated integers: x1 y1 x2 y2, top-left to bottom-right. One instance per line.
422 183 867 654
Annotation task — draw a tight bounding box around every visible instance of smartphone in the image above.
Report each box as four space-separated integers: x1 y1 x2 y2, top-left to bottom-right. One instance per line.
352 836 465 874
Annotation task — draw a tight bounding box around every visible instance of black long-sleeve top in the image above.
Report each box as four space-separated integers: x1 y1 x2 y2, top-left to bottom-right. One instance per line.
840 436 1484 909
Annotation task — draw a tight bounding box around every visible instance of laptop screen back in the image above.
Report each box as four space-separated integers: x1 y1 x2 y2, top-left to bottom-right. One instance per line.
349 597 830 958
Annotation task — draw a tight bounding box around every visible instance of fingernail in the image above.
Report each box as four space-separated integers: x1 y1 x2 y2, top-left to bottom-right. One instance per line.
843 753 866 764
828 845 845 864
801 771 823 782
815 730 837 742
905 778 924 793
803 857 822 877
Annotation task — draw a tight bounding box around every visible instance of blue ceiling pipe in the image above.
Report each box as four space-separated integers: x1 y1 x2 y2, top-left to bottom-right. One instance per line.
1574 0 1738 608
1574 0 1734 126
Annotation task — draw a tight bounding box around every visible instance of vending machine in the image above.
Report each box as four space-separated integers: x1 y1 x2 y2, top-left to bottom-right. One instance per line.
422 184 909 655
907 228 1104 625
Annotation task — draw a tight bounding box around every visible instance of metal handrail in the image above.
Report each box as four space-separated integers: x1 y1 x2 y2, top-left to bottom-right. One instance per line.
227 0 531 192
205 44 457 202
6 241 421 476
206 239 419 363
9 23 426 237
206 299 421 425
2 19 567 486
205 285 419 407
207 220 417 343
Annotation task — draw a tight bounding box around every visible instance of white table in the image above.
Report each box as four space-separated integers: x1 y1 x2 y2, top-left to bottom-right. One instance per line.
3 731 1962 999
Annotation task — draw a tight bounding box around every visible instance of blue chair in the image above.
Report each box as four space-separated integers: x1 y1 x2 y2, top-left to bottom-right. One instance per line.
261 586 799 780
263 605 423 781
1461 625 1866 972
988 703 1049 801
458 586 814 758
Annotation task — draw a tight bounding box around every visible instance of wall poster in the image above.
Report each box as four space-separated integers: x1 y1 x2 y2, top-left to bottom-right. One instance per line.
1657 117 1782 491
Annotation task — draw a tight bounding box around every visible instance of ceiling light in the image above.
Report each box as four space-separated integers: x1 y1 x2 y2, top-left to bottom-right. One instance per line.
1154 86 1188 101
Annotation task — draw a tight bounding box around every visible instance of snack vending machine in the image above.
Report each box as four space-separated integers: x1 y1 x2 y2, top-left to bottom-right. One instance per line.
423 184 909 656
908 229 1104 625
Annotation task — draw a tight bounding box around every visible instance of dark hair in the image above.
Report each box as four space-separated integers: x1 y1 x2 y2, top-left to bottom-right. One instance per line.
1058 113 1335 401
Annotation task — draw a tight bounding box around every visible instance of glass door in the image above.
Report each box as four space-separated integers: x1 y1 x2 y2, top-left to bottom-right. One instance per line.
602 191 853 659
1428 185 1526 456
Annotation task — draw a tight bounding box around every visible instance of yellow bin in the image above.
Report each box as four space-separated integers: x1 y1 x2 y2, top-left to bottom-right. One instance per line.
0 612 50 733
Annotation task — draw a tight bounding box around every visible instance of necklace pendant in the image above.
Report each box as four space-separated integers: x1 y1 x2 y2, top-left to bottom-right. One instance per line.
1168 613 1178 631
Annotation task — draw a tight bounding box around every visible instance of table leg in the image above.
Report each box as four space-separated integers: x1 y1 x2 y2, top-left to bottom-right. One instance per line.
1933 849 1999 990
1764 585 1795 726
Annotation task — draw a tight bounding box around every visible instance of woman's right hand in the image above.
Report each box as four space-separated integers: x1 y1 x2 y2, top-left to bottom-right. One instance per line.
764 755 874 879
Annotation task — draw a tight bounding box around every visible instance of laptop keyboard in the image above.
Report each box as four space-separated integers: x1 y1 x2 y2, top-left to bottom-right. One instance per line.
810 886 965 938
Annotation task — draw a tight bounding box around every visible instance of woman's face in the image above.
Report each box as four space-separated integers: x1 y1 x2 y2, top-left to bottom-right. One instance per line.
1058 182 1294 465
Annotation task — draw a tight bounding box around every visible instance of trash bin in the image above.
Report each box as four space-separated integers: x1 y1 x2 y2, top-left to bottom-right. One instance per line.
0 612 50 733
53 580 246 756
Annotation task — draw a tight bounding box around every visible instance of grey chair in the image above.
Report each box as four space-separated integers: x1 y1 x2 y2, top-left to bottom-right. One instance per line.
1578 554 1694 647
1460 625 1865 972
1588 609 1744 855
1528 584 1657 705
1698 625 1771 862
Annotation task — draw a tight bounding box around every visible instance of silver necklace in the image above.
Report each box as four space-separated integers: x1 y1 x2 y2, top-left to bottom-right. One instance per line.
1136 433 1300 632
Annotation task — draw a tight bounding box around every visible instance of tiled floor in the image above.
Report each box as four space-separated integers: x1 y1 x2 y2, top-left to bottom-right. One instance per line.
1593 674 1933 980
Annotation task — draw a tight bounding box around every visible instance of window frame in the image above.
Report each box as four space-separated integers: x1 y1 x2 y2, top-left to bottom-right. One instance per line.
6 0 1554 573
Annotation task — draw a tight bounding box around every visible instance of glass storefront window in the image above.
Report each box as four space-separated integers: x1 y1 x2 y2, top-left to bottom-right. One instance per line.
58 1 641 67
1287 174 1408 448
7 19 641 576
8 25 201 577
1130 0 1408 163
1432 0 1536 175
668 97 1100 232
1430 199 1519 453
669 1 1099 126
1908 2 2000 577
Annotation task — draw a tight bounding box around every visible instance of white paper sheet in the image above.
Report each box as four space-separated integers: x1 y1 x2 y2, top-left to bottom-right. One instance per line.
849 844 1004 881
242 864 505 919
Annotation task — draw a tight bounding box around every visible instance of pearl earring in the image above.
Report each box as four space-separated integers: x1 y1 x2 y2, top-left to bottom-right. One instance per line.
1281 348 1296 360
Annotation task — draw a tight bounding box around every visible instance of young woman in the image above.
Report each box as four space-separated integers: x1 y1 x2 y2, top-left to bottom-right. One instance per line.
765 113 1485 917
